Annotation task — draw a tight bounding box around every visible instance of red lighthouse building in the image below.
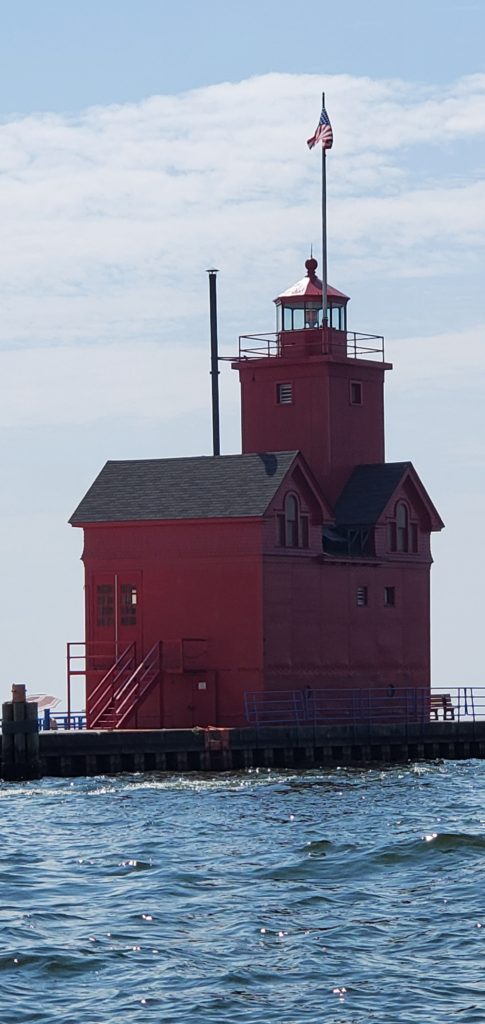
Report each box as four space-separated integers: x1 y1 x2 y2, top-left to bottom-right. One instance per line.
69 257 443 729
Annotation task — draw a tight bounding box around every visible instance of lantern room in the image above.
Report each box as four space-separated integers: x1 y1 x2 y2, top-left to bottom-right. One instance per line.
275 256 349 332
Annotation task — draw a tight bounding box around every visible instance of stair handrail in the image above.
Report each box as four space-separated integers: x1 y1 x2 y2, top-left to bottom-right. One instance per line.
89 643 136 724
115 642 162 728
89 642 136 707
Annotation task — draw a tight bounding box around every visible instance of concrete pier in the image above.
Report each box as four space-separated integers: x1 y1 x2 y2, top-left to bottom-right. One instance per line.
1 720 481 779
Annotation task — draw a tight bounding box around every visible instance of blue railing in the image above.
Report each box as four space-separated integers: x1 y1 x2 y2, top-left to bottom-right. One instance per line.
38 709 86 731
244 687 483 728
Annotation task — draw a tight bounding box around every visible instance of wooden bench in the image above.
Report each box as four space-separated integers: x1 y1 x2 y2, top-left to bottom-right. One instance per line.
430 694 455 721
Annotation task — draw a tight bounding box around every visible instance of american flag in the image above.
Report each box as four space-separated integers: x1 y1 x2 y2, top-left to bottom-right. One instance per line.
307 105 333 150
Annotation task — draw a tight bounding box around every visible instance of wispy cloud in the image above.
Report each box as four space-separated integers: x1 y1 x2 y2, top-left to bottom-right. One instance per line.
0 72 484 349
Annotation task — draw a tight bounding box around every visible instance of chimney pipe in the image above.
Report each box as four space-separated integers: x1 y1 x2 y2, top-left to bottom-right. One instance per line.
207 269 221 457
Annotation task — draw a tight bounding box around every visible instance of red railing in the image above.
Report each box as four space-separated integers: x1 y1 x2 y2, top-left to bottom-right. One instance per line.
67 640 122 677
67 641 126 729
115 642 162 729
88 643 137 728
65 640 163 730
237 328 385 362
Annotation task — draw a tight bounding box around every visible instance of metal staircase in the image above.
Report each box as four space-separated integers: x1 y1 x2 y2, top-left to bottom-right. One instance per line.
89 642 162 730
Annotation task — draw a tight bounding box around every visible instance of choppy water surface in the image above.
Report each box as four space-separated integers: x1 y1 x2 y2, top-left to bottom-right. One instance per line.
0 762 484 1023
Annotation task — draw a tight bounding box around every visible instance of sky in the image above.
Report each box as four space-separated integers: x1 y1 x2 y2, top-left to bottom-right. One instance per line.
0 0 484 707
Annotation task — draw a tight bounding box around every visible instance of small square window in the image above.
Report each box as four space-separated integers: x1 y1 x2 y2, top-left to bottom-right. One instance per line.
350 381 363 405
384 586 395 607
356 586 368 607
277 382 293 405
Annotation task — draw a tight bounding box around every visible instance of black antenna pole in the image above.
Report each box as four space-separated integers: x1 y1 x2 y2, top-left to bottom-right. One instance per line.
207 269 221 457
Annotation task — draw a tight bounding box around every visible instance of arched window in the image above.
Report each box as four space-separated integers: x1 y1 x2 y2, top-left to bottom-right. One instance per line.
277 493 309 549
396 502 409 552
389 501 417 553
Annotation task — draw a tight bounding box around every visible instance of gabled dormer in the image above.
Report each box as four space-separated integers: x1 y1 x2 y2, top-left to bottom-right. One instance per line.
263 453 333 556
326 462 444 561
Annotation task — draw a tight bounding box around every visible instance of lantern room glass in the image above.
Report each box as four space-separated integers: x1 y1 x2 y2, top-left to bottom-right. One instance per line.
277 301 347 332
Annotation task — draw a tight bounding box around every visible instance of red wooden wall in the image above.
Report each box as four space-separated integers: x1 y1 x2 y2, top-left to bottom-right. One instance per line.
262 558 430 692
236 353 389 504
82 518 265 727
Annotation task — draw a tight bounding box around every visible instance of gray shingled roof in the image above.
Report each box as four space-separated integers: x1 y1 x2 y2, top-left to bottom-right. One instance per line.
334 462 412 526
69 451 300 524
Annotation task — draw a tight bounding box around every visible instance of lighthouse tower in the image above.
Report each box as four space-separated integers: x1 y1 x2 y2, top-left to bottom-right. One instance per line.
231 256 444 702
234 256 390 506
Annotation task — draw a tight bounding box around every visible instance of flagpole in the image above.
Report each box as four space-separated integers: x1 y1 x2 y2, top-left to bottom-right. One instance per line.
321 90 328 326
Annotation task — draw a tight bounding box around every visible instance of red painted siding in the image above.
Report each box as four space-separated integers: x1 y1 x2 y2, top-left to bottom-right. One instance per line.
236 351 388 504
82 519 265 727
262 557 431 692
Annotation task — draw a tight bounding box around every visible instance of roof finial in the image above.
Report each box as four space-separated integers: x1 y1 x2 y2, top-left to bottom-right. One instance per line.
305 252 318 279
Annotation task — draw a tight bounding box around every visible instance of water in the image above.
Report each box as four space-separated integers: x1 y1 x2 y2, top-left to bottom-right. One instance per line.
0 762 484 1024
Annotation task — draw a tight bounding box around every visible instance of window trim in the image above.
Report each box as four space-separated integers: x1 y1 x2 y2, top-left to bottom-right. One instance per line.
396 501 409 552
389 501 419 555
285 493 299 548
277 492 309 550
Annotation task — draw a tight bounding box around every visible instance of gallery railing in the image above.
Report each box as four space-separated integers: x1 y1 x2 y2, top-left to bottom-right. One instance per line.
244 687 483 729
237 329 385 362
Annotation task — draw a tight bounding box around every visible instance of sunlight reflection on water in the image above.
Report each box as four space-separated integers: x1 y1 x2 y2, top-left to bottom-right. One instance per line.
0 762 484 1023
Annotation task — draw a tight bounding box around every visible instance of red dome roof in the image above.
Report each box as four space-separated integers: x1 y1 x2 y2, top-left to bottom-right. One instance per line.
275 258 349 304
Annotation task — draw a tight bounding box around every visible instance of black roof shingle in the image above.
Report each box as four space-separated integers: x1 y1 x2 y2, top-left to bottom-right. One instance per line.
69 451 300 525
334 462 412 526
